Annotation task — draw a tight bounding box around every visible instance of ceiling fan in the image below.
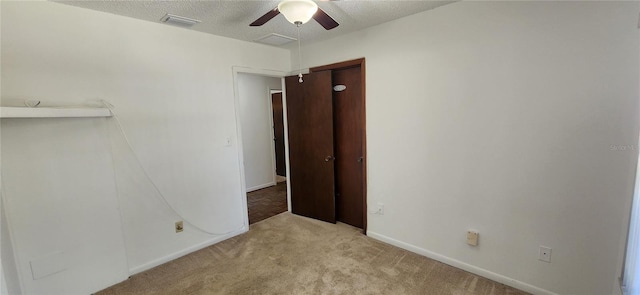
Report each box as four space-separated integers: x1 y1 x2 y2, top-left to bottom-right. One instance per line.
250 0 339 30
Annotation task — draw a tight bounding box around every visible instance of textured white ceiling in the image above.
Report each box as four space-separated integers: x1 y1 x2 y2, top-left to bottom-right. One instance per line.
55 0 455 47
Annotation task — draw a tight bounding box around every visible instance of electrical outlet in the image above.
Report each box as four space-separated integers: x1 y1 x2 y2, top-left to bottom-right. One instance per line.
539 246 552 262
467 231 479 246
376 203 384 215
175 221 184 233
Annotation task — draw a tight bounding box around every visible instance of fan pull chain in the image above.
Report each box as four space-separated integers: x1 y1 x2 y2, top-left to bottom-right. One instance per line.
297 24 303 83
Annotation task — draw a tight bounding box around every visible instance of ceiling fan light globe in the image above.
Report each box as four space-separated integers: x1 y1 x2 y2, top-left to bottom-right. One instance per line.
278 0 318 25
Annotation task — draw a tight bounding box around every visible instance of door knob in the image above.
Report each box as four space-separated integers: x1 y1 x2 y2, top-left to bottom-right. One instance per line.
325 156 335 162
357 157 363 163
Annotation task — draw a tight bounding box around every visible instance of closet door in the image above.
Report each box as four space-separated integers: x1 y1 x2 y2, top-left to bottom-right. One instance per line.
285 71 336 223
333 66 364 229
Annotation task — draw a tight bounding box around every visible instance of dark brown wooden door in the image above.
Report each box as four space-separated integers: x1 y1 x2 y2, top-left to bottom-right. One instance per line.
285 71 336 223
333 67 364 228
271 93 286 176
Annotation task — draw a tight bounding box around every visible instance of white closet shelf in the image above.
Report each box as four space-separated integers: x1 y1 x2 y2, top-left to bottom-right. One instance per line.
0 107 112 118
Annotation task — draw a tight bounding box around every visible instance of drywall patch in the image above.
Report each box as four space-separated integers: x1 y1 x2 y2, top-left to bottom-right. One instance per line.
30 252 68 280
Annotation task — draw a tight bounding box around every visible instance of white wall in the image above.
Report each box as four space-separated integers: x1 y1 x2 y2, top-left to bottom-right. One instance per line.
1 118 129 295
1 1 290 293
237 73 282 191
295 1 640 294
1 268 7 295
1 197 20 295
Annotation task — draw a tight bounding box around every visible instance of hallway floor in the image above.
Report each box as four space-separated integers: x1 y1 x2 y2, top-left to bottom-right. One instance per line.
247 181 287 224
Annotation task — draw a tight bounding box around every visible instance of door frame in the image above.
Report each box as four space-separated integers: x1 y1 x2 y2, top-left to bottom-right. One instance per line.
309 58 367 234
232 66 289 228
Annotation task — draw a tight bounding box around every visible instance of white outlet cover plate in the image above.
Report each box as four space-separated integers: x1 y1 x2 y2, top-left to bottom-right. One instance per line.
539 246 552 262
466 231 479 246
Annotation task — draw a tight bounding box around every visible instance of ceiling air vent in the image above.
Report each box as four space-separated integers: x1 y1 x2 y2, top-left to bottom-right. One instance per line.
160 14 201 28
255 33 297 46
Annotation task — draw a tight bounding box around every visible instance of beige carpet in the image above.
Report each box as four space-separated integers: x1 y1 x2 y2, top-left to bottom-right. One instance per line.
97 212 528 295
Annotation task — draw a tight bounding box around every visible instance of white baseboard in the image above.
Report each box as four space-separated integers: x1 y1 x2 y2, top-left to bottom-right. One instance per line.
129 225 248 275
367 231 557 295
247 182 276 193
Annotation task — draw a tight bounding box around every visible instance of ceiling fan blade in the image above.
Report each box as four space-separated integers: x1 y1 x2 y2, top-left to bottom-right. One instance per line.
250 8 280 26
312 8 339 30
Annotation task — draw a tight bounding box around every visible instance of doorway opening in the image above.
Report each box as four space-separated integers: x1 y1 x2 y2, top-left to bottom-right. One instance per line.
233 68 289 225
246 90 288 224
